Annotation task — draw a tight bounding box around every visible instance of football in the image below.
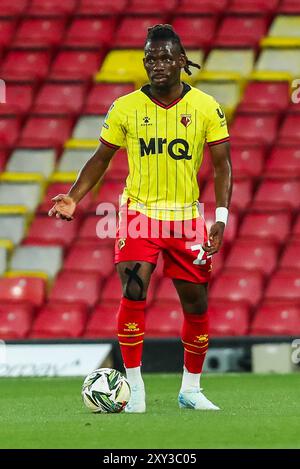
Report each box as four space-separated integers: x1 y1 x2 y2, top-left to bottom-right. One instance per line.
81 368 131 413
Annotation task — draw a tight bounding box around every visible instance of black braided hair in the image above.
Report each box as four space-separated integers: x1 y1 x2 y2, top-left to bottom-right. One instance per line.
145 24 201 76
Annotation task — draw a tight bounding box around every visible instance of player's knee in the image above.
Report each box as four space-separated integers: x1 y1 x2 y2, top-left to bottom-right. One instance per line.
123 281 146 301
183 299 208 315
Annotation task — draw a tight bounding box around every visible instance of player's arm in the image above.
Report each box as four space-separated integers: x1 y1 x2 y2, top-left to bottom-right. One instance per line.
48 143 117 220
203 141 232 255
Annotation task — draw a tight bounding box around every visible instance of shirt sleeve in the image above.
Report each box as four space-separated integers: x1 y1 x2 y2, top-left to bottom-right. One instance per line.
99 100 126 149
206 100 230 147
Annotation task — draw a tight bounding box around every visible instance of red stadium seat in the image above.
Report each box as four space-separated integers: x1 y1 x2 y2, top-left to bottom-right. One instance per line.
178 0 228 14
209 302 250 336
252 179 300 211
38 183 93 215
0 117 21 147
128 0 177 14
265 145 300 178
84 84 135 115
49 50 104 81
230 113 279 145
78 214 116 244
106 150 129 181
239 211 291 243
0 0 28 16
278 0 300 13
0 83 34 116
0 277 46 307
250 302 300 336
0 50 51 82
172 17 217 48
230 145 265 177
91 180 124 211
280 241 300 270
265 269 300 302
84 302 117 338
30 303 88 339
114 16 164 48
49 272 103 307
293 215 300 240
13 18 66 48
64 17 116 48
209 269 264 307
238 81 289 113
32 83 86 116
100 272 122 304
214 16 268 47
146 301 183 337
278 114 300 144
201 178 252 211
26 215 79 247
0 149 8 170
64 243 114 277
19 117 73 148
27 0 77 16
77 0 128 15
225 239 278 275
155 278 180 302
228 0 279 13
0 19 16 47
0 303 33 340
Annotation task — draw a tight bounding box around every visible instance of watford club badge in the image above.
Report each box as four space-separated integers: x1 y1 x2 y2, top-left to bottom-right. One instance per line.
180 114 192 128
118 238 126 250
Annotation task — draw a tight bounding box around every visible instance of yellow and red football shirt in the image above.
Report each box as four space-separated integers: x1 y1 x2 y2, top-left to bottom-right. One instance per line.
100 83 229 220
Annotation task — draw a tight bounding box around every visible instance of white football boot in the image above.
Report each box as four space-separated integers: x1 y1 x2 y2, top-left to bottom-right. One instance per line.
125 383 146 413
178 387 220 410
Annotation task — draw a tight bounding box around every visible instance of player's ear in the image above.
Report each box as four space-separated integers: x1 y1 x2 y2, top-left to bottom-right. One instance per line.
179 53 187 69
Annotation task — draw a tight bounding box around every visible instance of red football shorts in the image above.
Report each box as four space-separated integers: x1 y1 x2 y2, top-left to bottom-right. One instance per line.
114 208 212 284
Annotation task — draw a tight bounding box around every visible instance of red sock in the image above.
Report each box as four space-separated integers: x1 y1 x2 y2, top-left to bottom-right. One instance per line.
117 297 145 368
182 312 209 374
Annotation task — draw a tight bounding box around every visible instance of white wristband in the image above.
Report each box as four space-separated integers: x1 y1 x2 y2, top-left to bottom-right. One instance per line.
215 207 228 226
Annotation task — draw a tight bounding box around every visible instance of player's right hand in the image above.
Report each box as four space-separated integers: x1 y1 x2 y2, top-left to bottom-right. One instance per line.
48 194 76 221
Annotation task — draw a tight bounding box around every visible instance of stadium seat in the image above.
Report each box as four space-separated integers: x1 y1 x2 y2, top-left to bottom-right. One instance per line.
265 269 300 302
0 19 16 48
57 149 91 173
278 0 300 13
293 215 300 240
0 276 46 307
13 18 66 48
230 113 279 145
0 117 21 147
49 50 104 81
49 271 102 307
195 80 240 118
0 303 33 340
0 83 34 117
84 302 117 338
203 49 255 79
0 50 51 82
178 0 228 14
252 179 300 211
6 149 56 177
0 181 42 212
0 150 8 171
78 214 116 243
238 81 290 113
114 16 164 48
26 215 79 247
208 302 250 336
106 150 129 181
229 145 265 177
70 115 104 144
64 17 116 48
0 245 8 275
38 182 92 215
268 15 300 39
279 241 300 270
32 83 86 116
239 211 291 243
64 243 114 277
95 50 147 84
201 179 252 211
224 239 278 276
228 0 279 14
0 214 26 244
255 48 300 77
265 145 300 177
154 278 180 303
30 303 88 339
171 17 217 48
128 0 177 14
278 114 300 144
93 180 124 209
146 301 183 337
77 0 128 15
0 0 28 16
10 245 63 278
209 269 264 307
19 117 73 148
27 0 77 16
214 15 268 48
83 83 135 115
250 302 300 336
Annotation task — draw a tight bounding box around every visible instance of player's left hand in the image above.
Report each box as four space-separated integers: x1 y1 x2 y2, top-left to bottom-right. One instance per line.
202 222 225 256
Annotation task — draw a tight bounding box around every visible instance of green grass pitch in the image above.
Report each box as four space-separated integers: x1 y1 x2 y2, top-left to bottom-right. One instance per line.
0 373 299 449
